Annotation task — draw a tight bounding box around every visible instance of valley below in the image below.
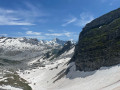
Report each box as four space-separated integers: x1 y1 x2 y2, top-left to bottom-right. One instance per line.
1 44 120 90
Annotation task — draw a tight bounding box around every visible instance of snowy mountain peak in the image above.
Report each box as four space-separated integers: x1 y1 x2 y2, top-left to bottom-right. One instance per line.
0 37 67 46
52 38 60 42
50 38 66 46
0 37 39 45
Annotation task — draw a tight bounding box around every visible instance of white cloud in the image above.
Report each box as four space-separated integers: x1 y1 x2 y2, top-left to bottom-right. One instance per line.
45 33 63 36
0 15 34 25
76 12 94 27
45 31 74 37
25 35 46 40
62 12 94 27
0 8 34 25
0 34 7 36
26 31 41 35
0 8 14 14
64 32 71 37
17 30 45 40
0 3 48 25
45 31 79 41
62 17 77 27
17 32 23 35
16 30 78 41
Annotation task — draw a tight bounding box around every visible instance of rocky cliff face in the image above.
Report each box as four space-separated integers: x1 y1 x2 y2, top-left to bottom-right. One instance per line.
71 8 120 71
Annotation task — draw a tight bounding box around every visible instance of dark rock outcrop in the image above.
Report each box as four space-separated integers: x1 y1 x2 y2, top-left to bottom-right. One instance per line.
71 8 120 71
49 41 75 60
56 41 74 56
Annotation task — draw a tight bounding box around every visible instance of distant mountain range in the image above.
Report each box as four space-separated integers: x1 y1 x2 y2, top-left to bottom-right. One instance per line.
0 36 75 69
0 37 67 60
0 37 67 46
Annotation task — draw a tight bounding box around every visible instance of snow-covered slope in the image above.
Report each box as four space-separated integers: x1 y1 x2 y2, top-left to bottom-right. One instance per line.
0 85 22 90
18 47 75 90
18 47 120 90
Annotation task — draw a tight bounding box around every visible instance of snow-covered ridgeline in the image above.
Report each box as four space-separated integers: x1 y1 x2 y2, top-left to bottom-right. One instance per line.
0 37 67 61
0 37 64 50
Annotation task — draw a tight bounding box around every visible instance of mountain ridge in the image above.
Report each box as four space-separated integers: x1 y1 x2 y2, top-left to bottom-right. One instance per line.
0 36 67 46
71 8 120 71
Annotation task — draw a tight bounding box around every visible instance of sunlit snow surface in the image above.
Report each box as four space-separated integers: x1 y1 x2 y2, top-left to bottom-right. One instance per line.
18 47 120 90
0 85 22 90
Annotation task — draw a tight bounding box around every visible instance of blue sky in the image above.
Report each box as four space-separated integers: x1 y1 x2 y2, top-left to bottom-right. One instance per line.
0 0 120 41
